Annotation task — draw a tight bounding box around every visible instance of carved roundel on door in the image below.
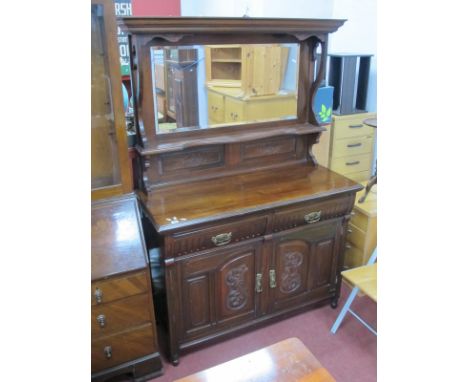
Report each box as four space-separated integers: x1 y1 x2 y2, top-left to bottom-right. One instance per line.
225 264 248 311
280 251 303 293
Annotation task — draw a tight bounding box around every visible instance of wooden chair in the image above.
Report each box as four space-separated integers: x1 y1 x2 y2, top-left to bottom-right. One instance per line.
330 248 377 335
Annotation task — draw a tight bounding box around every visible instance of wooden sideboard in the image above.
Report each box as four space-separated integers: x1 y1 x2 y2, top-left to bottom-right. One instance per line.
91 195 163 381
121 16 362 366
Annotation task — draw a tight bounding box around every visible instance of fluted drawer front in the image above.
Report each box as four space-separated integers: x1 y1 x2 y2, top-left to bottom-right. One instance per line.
91 271 148 306
91 324 156 373
169 215 267 256
272 194 354 232
91 293 151 338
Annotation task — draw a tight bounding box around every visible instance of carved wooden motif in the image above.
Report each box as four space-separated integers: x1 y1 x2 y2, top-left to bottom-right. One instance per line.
225 264 249 310
280 251 304 293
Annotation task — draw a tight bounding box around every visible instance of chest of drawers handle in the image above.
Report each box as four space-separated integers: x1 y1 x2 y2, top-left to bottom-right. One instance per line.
104 346 112 359
94 288 103 304
349 124 363 128
304 211 321 224
96 314 106 328
211 232 232 246
345 161 360 166
347 142 362 148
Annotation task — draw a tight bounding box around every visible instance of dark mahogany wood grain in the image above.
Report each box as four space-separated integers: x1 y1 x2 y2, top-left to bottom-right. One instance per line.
145 164 361 233
91 271 147 306
91 324 156 373
91 195 147 280
119 17 355 367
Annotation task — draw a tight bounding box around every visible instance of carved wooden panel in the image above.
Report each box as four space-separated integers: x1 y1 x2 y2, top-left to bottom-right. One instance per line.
239 136 303 167
169 215 267 257
275 240 309 300
313 239 334 287
241 136 296 160
217 252 255 322
269 220 340 314
272 194 354 232
179 243 260 340
160 145 224 174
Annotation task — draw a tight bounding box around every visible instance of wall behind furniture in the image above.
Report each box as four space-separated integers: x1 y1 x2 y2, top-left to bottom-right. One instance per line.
181 0 376 112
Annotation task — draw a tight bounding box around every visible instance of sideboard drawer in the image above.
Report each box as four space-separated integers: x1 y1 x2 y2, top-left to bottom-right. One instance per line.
91 271 148 306
91 293 151 338
91 324 156 373
330 154 372 175
170 215 268 256
332 135 374 158
272 195 353 232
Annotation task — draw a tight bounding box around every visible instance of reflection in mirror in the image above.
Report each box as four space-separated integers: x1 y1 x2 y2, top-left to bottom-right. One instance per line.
151 44 299 134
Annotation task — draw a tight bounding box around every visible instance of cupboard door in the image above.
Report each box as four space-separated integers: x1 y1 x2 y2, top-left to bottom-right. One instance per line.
269 220 341 313
178 243 261 340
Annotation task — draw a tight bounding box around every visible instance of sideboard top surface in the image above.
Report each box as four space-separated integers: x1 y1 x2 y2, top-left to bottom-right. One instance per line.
91 195 147 280
145 164 362 232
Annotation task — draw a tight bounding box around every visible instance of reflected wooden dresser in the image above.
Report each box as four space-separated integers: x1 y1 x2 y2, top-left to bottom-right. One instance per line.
121 16 363 366
91 195 162 381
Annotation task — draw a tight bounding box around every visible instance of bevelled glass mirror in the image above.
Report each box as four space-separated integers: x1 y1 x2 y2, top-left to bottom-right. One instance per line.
150 43 299 134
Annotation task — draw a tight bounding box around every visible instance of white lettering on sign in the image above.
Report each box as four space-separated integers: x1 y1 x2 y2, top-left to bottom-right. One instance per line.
115 3 132 16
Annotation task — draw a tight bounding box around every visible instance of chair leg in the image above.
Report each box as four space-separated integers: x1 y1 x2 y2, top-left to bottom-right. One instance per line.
330 286 360 334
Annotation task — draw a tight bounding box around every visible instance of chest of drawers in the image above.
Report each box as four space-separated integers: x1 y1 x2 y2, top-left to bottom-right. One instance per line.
91 195 162 381
344 182 377 269
329 112 376 182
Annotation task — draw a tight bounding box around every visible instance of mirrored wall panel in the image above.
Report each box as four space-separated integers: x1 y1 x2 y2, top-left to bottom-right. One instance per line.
151 44 299 134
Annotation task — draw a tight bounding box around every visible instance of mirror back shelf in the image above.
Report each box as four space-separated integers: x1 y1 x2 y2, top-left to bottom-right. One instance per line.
120 17 345 191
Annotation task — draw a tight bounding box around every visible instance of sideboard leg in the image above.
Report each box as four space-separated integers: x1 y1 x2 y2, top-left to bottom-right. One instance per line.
330 296 339 309
171 353 180 366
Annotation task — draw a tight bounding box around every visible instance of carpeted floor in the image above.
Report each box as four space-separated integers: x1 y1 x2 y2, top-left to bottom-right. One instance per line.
149 283 377 382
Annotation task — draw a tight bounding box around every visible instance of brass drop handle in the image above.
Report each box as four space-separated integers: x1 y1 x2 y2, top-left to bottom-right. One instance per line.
256 273 263 293
304 211 321 224
104 346 112 359
230 112 238 120
97 314 106 328
269 270 276 288
211 232 232 246
94 288 103 304
347 142 362 148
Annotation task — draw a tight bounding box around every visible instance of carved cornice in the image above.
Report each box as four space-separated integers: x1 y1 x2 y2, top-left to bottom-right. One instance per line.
119 17 346 36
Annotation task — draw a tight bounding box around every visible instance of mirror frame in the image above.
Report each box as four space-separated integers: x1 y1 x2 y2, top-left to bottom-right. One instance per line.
120 17 345 151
